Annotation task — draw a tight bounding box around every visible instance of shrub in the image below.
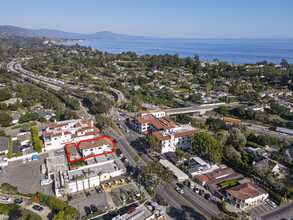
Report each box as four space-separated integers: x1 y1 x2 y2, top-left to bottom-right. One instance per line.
145 187 155 197
0 204 18 215
221 202 238 217
1 182 18 194
159 201 169 206
37 193 77 220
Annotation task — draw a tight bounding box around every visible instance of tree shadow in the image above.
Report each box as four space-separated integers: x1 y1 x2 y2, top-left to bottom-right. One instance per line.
166 205 207 220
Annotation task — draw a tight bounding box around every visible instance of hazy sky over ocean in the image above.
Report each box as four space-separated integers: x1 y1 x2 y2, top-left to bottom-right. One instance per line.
1 0 293 38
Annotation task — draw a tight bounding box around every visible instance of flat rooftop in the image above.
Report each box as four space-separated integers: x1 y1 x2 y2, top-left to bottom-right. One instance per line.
46 154 68 175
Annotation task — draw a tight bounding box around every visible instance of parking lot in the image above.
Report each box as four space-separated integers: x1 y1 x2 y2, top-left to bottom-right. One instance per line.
68 183 140 218
248 202 277 218
0 153 54 196
68 188 109 217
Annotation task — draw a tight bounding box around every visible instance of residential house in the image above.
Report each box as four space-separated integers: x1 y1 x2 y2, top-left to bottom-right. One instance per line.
245 147 270 162
0 98 22 105
245 105 264 112
257 159 280 175
11 115 20 125
0 137 10 155
17 132 32 146
226 182 268 210
33 109 56 120
78 137 114 157
42 119 100 152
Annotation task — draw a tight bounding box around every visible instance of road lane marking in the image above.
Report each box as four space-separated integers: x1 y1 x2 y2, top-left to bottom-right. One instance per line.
184 188 219 216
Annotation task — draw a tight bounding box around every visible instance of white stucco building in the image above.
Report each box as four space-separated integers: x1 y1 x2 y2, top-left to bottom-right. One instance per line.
78 137 114 157
226 182 268 210
53 153 126 197
129 110 198 153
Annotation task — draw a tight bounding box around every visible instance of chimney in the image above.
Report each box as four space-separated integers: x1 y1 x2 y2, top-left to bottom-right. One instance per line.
91 120 93 127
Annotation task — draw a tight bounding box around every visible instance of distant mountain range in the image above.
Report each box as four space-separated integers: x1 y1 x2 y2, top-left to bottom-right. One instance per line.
0 25 145 40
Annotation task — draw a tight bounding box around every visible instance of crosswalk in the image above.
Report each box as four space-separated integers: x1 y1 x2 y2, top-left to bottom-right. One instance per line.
248 203 275 218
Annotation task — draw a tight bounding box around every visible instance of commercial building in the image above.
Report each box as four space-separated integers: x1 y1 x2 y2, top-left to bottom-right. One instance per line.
42 119 100 152
129 110 198 153
226 182 268 210
187 157 219 178
53 152 127 197
195 167 244 197
159 157 189 181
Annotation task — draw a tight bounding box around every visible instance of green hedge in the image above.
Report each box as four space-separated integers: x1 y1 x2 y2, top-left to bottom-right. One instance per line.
30 127 41 153
8 135 12 159
219 179 242 188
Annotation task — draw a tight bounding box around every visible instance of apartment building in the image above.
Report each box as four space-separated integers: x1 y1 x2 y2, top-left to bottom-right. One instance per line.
129 110 198 153
78 137 114 157
42 119 100 152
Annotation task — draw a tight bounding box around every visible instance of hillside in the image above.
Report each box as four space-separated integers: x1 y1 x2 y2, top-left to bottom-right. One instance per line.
0 25 143 40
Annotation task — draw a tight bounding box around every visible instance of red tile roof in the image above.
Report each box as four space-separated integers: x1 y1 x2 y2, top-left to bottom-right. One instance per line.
153 131 171 141
174 129 199 138
78 138 113 150
226 183 267 201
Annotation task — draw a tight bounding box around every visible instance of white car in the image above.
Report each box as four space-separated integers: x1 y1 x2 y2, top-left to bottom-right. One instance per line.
22 158 26 163
1 197 11 202
266 199 277 208
28 157 32 162
40 179 53 186
176 187 184 194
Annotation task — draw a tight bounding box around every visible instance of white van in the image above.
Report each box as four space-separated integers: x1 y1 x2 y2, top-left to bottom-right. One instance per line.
189 181 194 189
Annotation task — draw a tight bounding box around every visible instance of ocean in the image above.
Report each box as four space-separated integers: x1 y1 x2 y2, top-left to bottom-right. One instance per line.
63 38 293 65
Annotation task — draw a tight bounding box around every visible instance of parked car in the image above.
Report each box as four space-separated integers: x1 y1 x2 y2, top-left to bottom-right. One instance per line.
121 195 127 203
85 191 91 197
95 187 102 194
130 168 136 176
266 199 277 208
199 190 205 196
90 204 98 213
1 197 11 202
194 187 200 193
135 191 141 197
189 181 194 189
84 206 92 215
28 157 32 162
205 193 211 201
119 154 124 160
32 205 44 212
14 198 23 204
176 187 184 194
40 179 53 185
22 158 26 164
113 139 118 144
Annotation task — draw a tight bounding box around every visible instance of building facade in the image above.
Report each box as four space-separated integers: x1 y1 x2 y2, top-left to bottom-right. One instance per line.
129 110 198 153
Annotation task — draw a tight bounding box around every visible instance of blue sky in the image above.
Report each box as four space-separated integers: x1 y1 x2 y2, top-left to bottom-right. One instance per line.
0 0 292 38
